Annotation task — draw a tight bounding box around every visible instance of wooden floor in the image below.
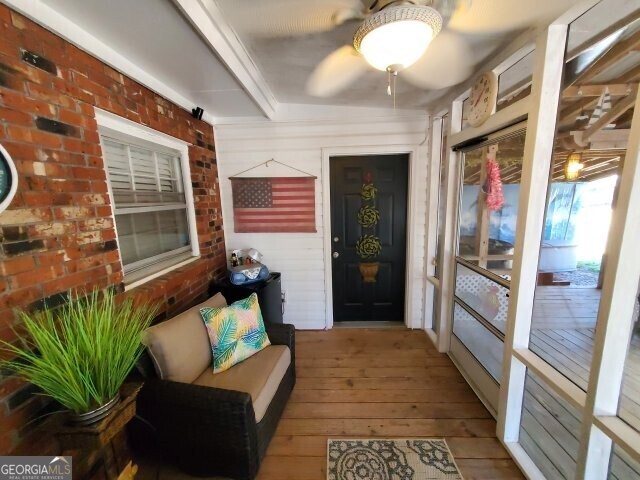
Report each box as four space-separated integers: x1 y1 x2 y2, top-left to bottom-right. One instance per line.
523 330 640 478
530 285 640 430
257 328 524 480
524 286 640 478
531 286 601 329
450 284 640 478
530 325 640 430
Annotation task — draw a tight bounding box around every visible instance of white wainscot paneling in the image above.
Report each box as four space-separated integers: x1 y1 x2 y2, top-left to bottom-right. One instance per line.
215 115 430 329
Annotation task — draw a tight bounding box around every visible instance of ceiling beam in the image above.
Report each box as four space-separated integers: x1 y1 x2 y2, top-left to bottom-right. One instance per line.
560 128 630 150
581 156 621 172
563 83 632 98
577 29 640 85
559 96 598 124
579 165 621 181
172 0 278 120
567 8 640 58
589 129 630 150
619 63 640 84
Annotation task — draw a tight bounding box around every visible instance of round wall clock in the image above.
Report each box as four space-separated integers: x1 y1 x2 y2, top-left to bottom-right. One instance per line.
467 71 498 128
0 143 18 213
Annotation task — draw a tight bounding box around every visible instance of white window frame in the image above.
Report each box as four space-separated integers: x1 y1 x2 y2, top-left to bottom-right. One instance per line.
423 113 445 343
95 109 199 289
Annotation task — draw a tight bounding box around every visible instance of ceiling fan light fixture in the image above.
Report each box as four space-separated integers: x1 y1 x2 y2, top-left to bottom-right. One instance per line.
354 5 443 72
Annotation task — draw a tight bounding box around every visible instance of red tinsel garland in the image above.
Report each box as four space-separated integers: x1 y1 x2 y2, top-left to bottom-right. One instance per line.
484 157 504 211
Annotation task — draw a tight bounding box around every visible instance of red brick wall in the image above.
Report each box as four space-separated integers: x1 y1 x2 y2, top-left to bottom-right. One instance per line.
0 5 227 454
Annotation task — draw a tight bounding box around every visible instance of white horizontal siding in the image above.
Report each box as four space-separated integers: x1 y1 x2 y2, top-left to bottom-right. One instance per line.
215 115 431 329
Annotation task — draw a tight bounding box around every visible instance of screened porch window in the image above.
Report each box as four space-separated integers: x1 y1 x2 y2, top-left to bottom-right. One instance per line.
100 131 193 281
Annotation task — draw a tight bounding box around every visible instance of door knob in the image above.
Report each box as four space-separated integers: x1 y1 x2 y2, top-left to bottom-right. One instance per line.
332 251 339 259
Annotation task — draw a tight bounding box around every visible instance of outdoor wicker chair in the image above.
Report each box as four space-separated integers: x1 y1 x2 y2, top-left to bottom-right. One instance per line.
129 293 296 480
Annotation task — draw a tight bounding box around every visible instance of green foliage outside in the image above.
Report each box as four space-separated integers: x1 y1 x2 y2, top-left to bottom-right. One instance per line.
577 260 601 273
0 289 157 414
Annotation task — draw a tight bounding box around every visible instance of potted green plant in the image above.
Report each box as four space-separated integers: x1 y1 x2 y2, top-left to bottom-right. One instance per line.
0 289 157 426
356 178 382 282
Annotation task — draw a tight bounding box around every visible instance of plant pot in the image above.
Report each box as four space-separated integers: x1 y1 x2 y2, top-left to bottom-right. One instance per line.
70 395 120 426
359 262 380 283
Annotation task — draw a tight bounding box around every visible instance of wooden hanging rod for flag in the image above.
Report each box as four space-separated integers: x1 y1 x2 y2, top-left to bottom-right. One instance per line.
228 159 316 179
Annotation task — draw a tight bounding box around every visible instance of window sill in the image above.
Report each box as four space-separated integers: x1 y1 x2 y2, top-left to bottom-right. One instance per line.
124 255 201 292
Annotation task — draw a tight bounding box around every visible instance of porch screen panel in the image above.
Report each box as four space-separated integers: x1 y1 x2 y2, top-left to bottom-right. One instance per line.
609 443 640 479
434 114 449 280
452 302 503 382
456 128 525 277
455 262 509 333
451 126 524 387
617 274 640 432
527 13 639 394
496 49 534 111
519 370 582 479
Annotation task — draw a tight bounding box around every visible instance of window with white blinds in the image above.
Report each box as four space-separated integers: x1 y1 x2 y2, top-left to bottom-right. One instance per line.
100 129 194 281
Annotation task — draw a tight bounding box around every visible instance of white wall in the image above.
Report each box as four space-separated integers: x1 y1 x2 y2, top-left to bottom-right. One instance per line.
215 114 431 329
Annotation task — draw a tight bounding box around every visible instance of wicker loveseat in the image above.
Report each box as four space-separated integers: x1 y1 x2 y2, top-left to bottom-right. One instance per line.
130 293 296 480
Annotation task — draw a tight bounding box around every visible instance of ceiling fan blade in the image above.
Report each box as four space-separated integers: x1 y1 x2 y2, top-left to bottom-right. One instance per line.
448 0 578 33
432 0 472 24
402 30 473 90
306 46 368 97
220 0 364 37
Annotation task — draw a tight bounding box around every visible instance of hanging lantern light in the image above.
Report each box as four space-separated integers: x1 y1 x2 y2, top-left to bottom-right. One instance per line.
565 152 584 180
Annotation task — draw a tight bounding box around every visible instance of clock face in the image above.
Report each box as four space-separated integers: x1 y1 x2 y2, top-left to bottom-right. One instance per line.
0 144 17 213
467 71 498 128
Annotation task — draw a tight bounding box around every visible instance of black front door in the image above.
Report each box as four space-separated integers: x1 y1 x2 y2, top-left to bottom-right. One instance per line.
330 155 408 322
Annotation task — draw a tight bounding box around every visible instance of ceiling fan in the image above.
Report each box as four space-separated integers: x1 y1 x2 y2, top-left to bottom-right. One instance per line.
217 0 576 98
304 0 473 98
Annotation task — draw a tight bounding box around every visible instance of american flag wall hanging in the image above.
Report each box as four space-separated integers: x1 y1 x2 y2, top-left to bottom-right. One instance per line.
231 176 316 233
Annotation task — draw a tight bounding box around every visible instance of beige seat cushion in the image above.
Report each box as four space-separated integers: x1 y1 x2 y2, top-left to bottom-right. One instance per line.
192 344 291 422
143 293 227 383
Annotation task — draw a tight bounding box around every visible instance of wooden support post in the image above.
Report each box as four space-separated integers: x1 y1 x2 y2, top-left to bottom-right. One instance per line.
475 147 491 269
57 384 141 480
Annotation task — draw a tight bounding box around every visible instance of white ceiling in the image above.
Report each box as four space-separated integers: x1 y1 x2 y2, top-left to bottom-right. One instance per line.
213 0 580 111
214 1 498 110
225 20 503 110
21 0 582 121
39 0 264 119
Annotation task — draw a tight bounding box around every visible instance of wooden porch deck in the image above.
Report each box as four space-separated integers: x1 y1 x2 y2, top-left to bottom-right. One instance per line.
258 329 523 479
450 284 640 477
527 286 640 478
530 326 640 429
531 285 640 430
138 328 523 479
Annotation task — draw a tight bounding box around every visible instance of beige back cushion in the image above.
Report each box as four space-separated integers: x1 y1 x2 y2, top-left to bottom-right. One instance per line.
143 293 227 383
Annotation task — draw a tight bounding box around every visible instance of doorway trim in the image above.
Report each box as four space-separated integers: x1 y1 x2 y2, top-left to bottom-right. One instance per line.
322 144 424 330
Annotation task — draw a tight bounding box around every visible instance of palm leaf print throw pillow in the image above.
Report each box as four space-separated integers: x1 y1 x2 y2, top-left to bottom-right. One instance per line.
200 293 271 373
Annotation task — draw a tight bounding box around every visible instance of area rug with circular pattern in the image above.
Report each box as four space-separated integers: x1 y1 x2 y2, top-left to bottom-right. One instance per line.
327 438 463 480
